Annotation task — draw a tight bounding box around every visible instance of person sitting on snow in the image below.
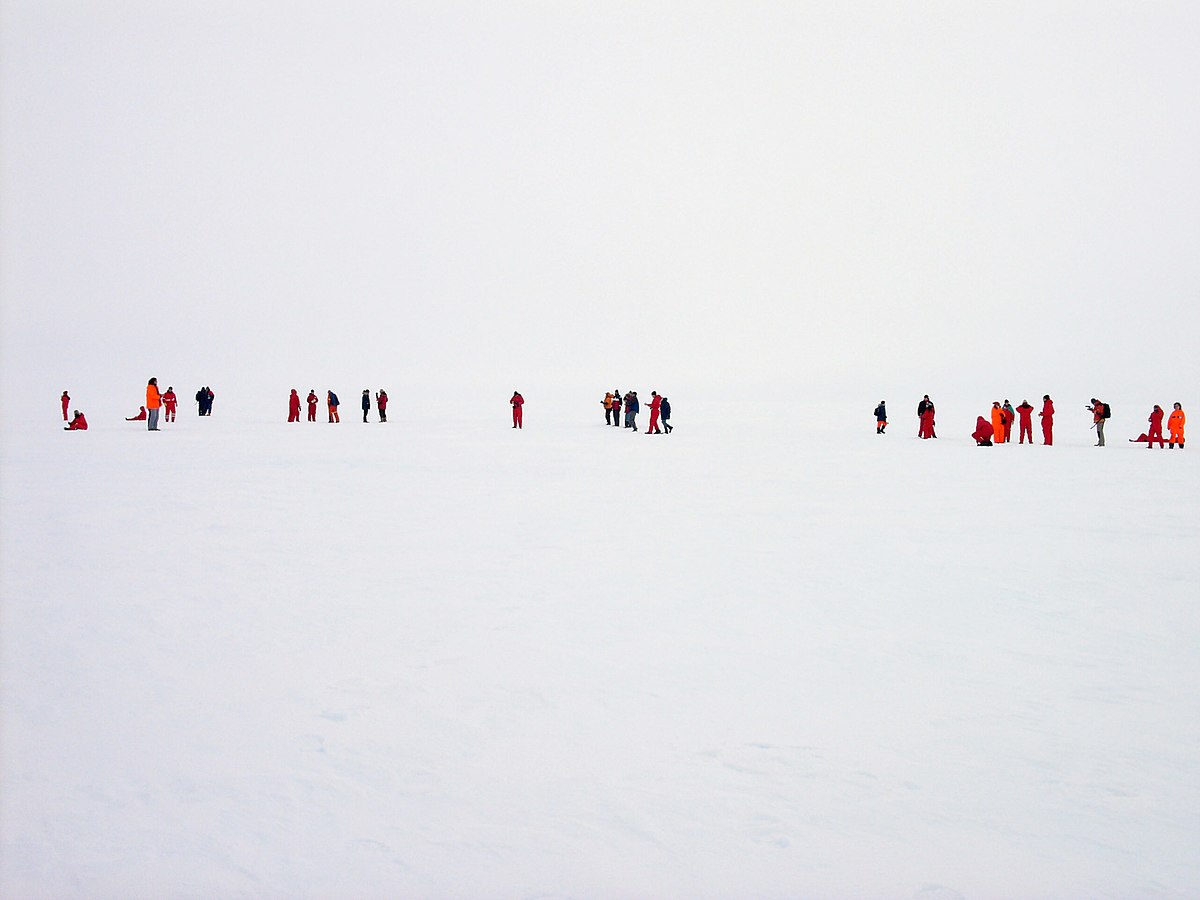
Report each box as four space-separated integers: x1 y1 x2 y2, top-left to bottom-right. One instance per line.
126 406 147 421
65 410 88 430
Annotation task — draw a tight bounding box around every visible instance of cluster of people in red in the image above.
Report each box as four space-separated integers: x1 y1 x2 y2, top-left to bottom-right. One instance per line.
286 389 389 423
971 396 1055 446
1129 403 1187 449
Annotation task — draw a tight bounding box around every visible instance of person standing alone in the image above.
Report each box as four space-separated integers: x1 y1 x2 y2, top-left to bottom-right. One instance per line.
1040 394 1054 445
511 391 524 428
376 389 388 422
1167 402 1185 448
874 400 887 434
146 378 163 431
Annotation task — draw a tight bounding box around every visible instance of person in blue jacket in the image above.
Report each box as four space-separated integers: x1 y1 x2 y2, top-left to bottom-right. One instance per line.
361 389 371 423
874 401 887 434
327 390 340 423
626 391 640 431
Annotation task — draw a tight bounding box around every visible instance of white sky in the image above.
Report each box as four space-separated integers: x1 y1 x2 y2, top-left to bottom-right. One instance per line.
2 1 1198 409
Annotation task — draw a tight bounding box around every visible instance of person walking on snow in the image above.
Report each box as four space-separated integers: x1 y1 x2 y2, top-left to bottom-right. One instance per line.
874 401 887 434
1145 404 1166 448
65 410 88 430
146 378 163 431
327 390 340 423
645 391 663 434
1040 394 1055 445
288 389 302 422
162 387 178 422
376 390 388 422
510 391 524 428
362 390 372 423
1167 402 1185 448
1002 401 1016 443
1016 400 1034 444
61 391 70 421
1088 398 1109 446
661 396 673 433
307 390 319 422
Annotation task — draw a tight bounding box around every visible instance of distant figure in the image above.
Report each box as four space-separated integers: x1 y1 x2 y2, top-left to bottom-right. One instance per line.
162 386 178 422
61 391 70 421
916 395 932 436
874 401 887 434
361 389 372 423
126 406 147 421
327 391 340 423
661 396 673 434
146 378 163 431
990 402 1006 444
196 387 214 416
1145 404 1165 448
1002 401 1016 443
918 402 936 440
627 391 639 431
610 390 622 428
645 391 662 434
65 410 88 430
1168 402 1186 448
376 389 388 423
511 391 524 429
1040 394 1055 445
603 391 615 425
1015 400 1034 444
288 389 302 422
1088 398 1109 446
972 416 994 446
307 390 319 422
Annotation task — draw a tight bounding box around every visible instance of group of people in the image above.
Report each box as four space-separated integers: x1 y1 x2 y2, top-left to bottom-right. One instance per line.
287 389 389 423
1125 402 1187 449
601 390 673 434
971 396 1056 446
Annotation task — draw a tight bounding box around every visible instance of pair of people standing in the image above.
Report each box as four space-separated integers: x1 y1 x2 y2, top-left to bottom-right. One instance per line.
917 395 936 439
361 389 389 423
145 379 177 430
195 387 214 416
990 401 1018 443
1131 403 1186 448
644 392 671 434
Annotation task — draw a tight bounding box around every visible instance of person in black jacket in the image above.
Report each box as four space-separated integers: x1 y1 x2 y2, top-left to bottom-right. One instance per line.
875 401 887 434
361 389 371 423
660 396 672 433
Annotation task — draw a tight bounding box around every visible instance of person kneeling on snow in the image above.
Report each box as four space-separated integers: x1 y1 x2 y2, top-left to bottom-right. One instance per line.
126 406 147 421
65 410 88 430
972 416 994 446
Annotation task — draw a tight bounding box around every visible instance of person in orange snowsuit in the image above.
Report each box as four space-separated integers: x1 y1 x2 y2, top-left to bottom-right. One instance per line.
1040 395 1054 445
990 402 1006 444
146 377 163 431
1016 400 1035 444
1167 402 1185 448
65 410 88 430
1145 404 1166 448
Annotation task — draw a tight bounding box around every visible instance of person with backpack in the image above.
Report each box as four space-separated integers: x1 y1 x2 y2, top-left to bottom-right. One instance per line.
1016 400 1035 444
1040 394 1055 445
1167 402 1185 448
1088 398 1110 446
874 401 887 434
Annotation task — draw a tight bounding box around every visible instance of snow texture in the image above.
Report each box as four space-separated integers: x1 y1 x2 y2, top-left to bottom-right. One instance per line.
2 395 1197 899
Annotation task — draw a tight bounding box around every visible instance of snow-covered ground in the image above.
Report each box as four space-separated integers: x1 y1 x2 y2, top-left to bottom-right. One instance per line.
2 393 1197 899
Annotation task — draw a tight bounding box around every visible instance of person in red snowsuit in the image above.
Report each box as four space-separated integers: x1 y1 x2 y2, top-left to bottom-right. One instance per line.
645 391 663 434
972 416 994 446
1016 400 1035 444
126 406 147 421
162 387 178 422
306 390 319 422
1040 395 1054 445
65 410 88 430
511 391 524 428
376 389 388 423
919 404 936 439
61 391 71 421
288 389 302 422
1145 404 1166 448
